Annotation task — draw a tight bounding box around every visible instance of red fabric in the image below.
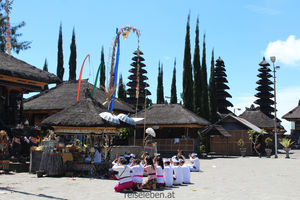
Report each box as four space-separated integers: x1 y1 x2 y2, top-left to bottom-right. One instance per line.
114 181 133 192
133 175 143 177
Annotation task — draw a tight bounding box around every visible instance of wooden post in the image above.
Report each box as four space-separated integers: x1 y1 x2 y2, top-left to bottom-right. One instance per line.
134 129 136 146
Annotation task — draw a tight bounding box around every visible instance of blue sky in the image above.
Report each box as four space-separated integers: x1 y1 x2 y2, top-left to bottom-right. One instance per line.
8 0 300 132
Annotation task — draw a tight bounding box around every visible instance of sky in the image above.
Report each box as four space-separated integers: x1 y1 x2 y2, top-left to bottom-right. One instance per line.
7 0 300 133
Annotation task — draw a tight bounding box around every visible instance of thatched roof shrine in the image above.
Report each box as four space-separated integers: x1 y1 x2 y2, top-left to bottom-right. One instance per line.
24 80 135 113
133 104 210 128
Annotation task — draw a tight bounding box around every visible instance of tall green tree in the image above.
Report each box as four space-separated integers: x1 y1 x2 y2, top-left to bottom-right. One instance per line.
57 23 64 81
99 46 106 89
117 74 126 101
182 14 193 111
193 17 202 116
43 58 49 90
156 62 164 104
170 58 177 104
69 28 77 81
209 49 217 122
0 1 31 53
201 34 209 119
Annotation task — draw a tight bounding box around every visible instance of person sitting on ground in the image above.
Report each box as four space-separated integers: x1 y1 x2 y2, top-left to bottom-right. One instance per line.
142 156 157 190
176 149 186 160
112 158 134 192
163 160 173 187
130 159 143 191
171 158 183 185
154 156 165 188
189 153 200 172
179 159 190 184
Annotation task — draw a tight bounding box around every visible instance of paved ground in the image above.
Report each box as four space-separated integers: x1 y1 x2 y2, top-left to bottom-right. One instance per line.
1 150 300 200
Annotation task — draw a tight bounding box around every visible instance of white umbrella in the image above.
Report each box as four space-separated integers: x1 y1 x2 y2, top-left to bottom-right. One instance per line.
131 117 144 122
99 112 120 124
146 128 156 137
117 114 136 126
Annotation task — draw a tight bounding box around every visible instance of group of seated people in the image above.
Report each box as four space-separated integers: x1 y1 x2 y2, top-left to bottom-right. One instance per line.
111 150 200 192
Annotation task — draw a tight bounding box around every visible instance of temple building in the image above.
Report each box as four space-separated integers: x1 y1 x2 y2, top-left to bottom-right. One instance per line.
126 50 151 110
0 52 60 131
239 104 285 135
23 80 135 126
214 57 233 114
282 100 300 147
133 104 210 153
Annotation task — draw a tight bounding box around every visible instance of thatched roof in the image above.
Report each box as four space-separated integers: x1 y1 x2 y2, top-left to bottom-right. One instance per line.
133 104 210 127
239 105 284 131
282 100 300 120
24 80 135 113
0 52 60 83
203 114 263 136
41 98 111 127
239 109 276 129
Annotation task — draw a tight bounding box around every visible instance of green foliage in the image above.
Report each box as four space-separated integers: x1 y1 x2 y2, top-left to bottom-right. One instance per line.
119 128 133 140
182 14 193 111
43 59 49 90
117 74 126 101
248 129 265 156
201 34 209 120
69 28 77 81
170 59 177 104
0 1 31 53
209 49 217 123
99 46 106 88
156 62 164 104
280 138 294 148
237 139 245 148
193 18 202 116
265 137 273 148
197 130 206 154
57 23 64 81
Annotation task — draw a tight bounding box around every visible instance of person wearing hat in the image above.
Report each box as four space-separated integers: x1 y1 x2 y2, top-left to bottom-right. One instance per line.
163 160 173 187
189 153 200 172
171 158 183 185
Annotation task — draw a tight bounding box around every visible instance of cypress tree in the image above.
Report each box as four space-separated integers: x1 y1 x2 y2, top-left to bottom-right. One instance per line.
69 28 77 81
57 23 64 81
160 64 164 103
201 34 209 119
170 58 177 104
156 62 164 104
254 57 274 118
99 46 106 89
43 59 49 90
117 74 126 101
193 17 202 116
182 14 193 111
209 49 217 122
215 57 233 114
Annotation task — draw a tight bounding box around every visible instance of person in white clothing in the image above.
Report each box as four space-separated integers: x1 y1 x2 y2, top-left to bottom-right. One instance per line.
155 156 165 188
130 159 144 191
171 158 183 185
189 153 200 172
163 160 173 187
112 158 133 192
179 159 191 184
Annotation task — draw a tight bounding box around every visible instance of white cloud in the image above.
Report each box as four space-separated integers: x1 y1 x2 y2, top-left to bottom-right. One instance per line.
264 35 300 66
230 86 300 134
246 5 281 15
